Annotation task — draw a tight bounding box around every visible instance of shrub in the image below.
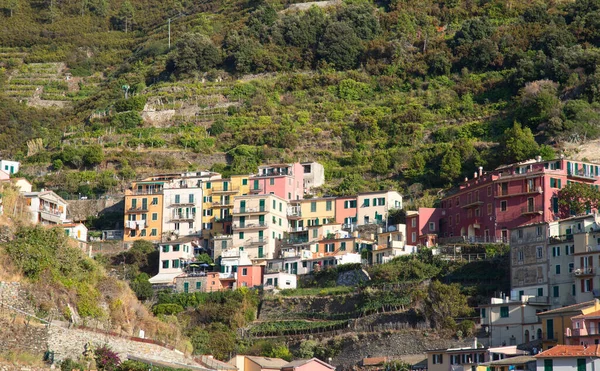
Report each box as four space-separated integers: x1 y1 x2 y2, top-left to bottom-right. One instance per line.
152 303 184 316
94 345 121 371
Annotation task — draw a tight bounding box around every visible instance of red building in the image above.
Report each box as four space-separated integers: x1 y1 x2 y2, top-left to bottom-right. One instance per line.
236 264 264 288
435 157 600 243
249 163 304 201
406 208 444 246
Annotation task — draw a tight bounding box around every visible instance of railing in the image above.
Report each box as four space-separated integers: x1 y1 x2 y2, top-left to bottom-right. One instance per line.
568 171 597 180
521 205 544 215
549 234 574 243
211 185 240 193
39 206 63 215
170 200 196 206
233 222 268 229
221 249 241 257
127 206 148 213
171 213 196 221
213 234 233 240
527 296 549 305
232 207 267 214
250 186 264 192
214 216 233 223
247 237 269 246
438 236 506 245
128 189 163 195
574 267 594 276
543 331 559 341
212 201 232 207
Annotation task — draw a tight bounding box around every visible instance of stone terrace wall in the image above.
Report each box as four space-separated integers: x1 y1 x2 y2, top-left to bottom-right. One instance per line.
0 282 35 313
0 316 48 356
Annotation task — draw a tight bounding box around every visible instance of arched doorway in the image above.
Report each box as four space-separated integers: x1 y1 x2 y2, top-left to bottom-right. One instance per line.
468 224 475 237
524 330 530 342
460 227 466 236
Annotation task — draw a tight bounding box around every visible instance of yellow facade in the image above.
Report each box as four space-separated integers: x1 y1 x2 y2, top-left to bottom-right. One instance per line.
539 300 600 349
296 198 336 227
124 180 164 245
202 175 251 237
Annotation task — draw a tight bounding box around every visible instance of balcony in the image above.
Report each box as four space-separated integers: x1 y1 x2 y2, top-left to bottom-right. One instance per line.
170 213 196 221
233 222 268 230
214 215 233 223
495 186 543 199
250 186 263 193
543 332 559 341
232 207 267 215
566 328 598 337
438 236 506 245
212 201 232 208
127 206 148 213
527 296 549 305
169 200 196 207
568 170 597 182
40 209 63 223
549 234 574 243
221 249 241 258
211 186 240 194
213 234 233 240
285 236 310 245
521 205 544 216
461 201 484 209
247 237 269 246
125 220 146 230
128 188 163 195
574 267 594 276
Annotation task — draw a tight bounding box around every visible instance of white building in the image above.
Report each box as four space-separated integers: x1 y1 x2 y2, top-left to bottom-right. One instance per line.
232 194 289 260
24 191 69 225
162 178 203 239
0 160 20 175
264 272 297 290
535 345 600 371
149 237 198 285
301 162 325 192
219 248 252 280
479 295 548 347
356 191 403 226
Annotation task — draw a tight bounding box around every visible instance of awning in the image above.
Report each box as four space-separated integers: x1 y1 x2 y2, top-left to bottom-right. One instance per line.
148 272 183 284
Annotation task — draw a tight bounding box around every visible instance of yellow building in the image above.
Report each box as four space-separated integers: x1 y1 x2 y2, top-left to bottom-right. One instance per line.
289 197 336 231
202 175 251 238
537 299 600 350
124 179 165 247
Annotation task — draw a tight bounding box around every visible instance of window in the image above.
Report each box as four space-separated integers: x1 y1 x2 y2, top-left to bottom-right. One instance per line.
270 178 275 185
537 246 543 259
242 268 248 276
500 306 509 318
584 279 593 292
341 242 346 251
553 286 559 297
326 200 332 211
487 186 492 196
481 308 486 318
162 260 169 269
325 243 335 253
411 232 417 243
487 203 492 215
429 222 435 231
162 245 169 253
569 263 574 272
140 229 146 236
152 197 158 205
206 182 211 189
555 265 561 275
518 251 524 261
456 214 460 224
242 178 248 186
501 201 507 211
538 288 544 296
239 232 244 239
344 200 357 208
432 354 443 365
411 218 417 227
172 260 180 269
364 199 370 207
173 244 180 252
518 229 523 238
553 246 561 257
174 222 180 230
152 213 158 221
577 359 586 371
196 282 202 290
311 201 317 212
573 284 577 296
189 194 194 203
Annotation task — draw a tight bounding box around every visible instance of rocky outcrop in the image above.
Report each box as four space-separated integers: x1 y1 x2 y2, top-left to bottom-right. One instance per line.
337 269 370 286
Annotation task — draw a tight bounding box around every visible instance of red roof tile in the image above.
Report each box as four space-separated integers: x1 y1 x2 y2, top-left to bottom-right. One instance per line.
573 309 600 319
535 345 600 358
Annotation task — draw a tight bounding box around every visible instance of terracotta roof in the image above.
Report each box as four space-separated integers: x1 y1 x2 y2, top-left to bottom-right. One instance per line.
362 357 388 366
537 300 597 316
480 356 536 366
282 358 335 370
573 309 600 319
535 345 600 358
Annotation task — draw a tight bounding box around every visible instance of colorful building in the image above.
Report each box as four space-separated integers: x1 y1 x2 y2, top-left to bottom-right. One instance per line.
356 191 403 226
124 178 165 246
406 208 444 246
25 190 69 225
565 310 600 345
250 163 304 201
537 300 600 350
202 174 251 237
534 344 600 371
162 178 203 239
426 341 488 371
149 236 199 285
440 158 600 243
237 264 264 288
334 196 358 226
300 162 325 193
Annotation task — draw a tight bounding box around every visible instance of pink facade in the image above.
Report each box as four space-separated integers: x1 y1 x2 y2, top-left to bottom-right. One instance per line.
439 158 600 242
250 163 304 201
237 265 264 288
406 208 443 246
282 358 335 371
334 196 358 225
565 310 600 345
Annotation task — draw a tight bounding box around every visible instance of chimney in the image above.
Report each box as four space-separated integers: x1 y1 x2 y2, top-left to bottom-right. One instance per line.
474 172 478 179
536 156 542 162
479 166 483 176
473 338 477 349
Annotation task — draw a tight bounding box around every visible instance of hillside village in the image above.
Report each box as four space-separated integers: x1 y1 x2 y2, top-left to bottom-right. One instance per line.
4 154 600 370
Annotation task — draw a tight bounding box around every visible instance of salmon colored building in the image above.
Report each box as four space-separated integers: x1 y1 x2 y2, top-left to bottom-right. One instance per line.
250 163 304 201
237 264 264 288
334 196 358 226
281 358 335 371
406 208 444 246
205 272 223 292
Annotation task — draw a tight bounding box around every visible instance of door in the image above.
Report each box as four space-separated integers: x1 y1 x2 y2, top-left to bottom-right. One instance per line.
258 230 264 242
240 200 246 213
547 319 554 340
577 358 585 371
239 216 246 228
223 182 228 191
259 199 265 211
258 247 264 258
183 282 189 293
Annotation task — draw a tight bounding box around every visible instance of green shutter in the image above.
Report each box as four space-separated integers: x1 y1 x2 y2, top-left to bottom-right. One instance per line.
544 360 553 371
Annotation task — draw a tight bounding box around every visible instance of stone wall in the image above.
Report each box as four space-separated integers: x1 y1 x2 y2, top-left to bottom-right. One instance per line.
67 197 124 223
47 326 194 366
259 294 363 320
0 316 48 356
0 282 35 313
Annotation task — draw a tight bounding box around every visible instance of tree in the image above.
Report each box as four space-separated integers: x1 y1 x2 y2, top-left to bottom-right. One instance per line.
317 22 363 70
130 273 153 300
501 122 540 163
336 3 380 41
558 182 600 215
84 145 104 167
423 281 472 329
196 253 213 265
440 148 461 183
0 0 19 17
171 34 221 74
119 1 134 33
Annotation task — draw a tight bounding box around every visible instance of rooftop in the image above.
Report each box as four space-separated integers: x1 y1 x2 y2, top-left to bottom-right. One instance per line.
479 356 536 366
245 356 288 369
537 300 598 316
535 345 600 358
282 358 335 370
572 309 600 319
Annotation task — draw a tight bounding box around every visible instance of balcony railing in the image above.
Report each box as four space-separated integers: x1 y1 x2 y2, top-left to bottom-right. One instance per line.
247 237 269 246
214 216 233 223
170 200 196 207
213 234 233 240
39 205 62 215
221 249 241 257
211 186 240 194
527 296 549 305
250 186 264 193
171 213 196 221
521 205 544 215
549 234 574 243
438 236 506 245
212 201 232 208
129 189 163 195
233 222 268 230
232 207 267 214
127 206 148 213
574 267 594 276
568 170 597 181
495 186 543 198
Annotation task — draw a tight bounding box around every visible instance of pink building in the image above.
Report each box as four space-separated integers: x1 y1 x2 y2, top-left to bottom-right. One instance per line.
565 310 600 345
281 358 336 371
250 163 304 201
406 208 444 246
439 158 600 243
237 264 264 288
334 196 358 226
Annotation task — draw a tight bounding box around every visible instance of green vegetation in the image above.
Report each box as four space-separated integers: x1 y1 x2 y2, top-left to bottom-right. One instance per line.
248 320 347 337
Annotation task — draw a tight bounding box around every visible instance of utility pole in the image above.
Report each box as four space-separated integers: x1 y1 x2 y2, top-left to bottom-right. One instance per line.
168 18 171 48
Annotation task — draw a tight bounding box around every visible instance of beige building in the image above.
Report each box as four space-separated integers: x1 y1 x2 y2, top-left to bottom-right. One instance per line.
356 191 403 226
426 341 488 371
229 355 288 371
510 222 549 302
231 194 289 260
